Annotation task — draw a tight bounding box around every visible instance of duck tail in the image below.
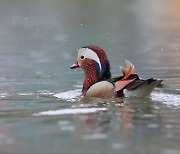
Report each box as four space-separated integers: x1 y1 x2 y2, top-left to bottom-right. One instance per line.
120 60 135 80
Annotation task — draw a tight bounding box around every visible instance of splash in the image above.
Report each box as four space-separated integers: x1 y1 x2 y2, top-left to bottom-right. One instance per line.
151 92 180 107
53 89 180 107
54 89 82 102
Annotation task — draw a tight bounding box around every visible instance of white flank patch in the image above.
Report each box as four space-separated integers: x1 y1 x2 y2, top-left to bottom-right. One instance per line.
54 89 82 102
151 92 180 107
33 107 107 116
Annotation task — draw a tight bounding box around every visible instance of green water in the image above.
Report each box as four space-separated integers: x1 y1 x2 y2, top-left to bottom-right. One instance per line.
0 0 180 154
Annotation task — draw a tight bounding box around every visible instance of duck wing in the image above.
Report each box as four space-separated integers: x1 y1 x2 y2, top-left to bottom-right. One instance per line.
125 78 163 90
110 60 139 93
109 60 163 97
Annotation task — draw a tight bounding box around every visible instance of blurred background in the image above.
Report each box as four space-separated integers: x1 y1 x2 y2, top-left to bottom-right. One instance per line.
0 0 180 154
0 0 180 78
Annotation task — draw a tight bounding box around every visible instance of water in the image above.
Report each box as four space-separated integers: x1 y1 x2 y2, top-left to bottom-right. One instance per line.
0 0 180 154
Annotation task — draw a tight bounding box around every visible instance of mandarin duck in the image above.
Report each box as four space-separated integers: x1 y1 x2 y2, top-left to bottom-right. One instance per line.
70 45 162 98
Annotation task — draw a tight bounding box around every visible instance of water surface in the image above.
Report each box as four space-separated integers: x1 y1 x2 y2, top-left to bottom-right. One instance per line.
0 0 180 154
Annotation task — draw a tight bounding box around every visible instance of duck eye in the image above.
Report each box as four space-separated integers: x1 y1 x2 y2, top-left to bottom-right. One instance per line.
80 55 84 59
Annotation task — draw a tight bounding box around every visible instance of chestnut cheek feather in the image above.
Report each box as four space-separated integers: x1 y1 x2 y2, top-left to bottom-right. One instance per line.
82 59 100 93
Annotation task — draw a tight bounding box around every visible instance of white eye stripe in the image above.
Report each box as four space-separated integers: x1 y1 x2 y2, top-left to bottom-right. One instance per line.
78 48 102 71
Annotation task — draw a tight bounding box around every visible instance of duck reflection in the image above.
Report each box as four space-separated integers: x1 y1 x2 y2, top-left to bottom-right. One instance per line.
69 97 154 140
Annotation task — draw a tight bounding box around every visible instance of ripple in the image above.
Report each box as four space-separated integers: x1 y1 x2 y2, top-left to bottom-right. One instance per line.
0 93 9 98
60 126 75 131
58 121 75 131
58 121 70 125
82 133 107 140
111 143 125 149
146 123 159 128
142 114 157 118
33 107 107 116
18 93 34 96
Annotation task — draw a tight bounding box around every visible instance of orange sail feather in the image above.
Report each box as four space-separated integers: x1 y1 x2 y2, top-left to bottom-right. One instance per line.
115 60 135 92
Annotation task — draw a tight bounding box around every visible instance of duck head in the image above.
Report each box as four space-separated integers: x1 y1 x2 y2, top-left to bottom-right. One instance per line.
70 45 111 95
